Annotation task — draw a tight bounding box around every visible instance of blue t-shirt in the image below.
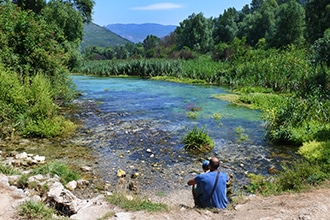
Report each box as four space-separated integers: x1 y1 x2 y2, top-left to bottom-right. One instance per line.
194 171 229 209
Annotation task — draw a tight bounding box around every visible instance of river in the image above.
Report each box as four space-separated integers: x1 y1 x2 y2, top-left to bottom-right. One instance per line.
71 75 296 194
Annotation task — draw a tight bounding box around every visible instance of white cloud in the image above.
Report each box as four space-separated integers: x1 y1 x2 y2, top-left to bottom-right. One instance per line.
131 3 183 10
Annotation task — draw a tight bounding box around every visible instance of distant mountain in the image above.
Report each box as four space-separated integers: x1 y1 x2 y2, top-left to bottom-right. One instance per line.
105 23 177 43
81 23 131 50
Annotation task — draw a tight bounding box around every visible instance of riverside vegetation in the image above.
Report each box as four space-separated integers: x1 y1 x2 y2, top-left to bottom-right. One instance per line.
0 0 330 214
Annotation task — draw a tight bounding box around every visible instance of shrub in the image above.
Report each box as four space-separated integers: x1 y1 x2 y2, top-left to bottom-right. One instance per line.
0 69 75 138
298 141 330 164
182 126 214 153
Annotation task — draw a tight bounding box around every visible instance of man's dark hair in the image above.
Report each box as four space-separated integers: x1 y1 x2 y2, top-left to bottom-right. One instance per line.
209 157 220 171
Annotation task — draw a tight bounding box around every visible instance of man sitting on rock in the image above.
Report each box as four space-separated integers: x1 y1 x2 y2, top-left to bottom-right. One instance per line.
187 157 229 209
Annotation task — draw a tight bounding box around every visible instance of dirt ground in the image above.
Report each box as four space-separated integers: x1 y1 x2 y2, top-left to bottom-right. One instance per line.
1 178 330 220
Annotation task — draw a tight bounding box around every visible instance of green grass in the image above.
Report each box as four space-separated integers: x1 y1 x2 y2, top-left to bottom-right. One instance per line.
32 162 80 185
106 193 168 212
0 164 19 175
19 200 56 220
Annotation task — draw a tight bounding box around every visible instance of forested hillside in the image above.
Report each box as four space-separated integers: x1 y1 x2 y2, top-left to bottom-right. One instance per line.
81 23 131 50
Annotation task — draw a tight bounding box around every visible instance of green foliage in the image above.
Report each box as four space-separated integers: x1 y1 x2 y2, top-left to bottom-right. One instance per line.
248 160 330 195
106 193 168 212
0 70 75 138
305 0 330 44
246 173 278 195
175 12 213 53
186 111 198 119
182 126 214 153
227 46 311 93
32 162 80 185
312 29 330 66
0 3 69 79
213 7 239 44
181 55 230 83
42 0 83 42
238 92 286 110
75 59 183 77
264 95 330 145
212 112 222 120
0 164 19 175
298 141 330 164
276 160 329 191
268 0 305 48
19 200 56 220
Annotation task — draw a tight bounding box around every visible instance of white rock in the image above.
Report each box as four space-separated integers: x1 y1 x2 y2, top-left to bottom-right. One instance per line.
33 155 46 163
114 212 132 220
15 152 28 159
81 166 92 172
66 180 78 191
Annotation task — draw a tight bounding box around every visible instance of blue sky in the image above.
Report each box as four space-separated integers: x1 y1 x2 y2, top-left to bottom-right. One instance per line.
93 0 252 26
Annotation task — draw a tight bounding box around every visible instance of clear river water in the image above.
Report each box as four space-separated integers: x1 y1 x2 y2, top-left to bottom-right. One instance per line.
71 75 296 193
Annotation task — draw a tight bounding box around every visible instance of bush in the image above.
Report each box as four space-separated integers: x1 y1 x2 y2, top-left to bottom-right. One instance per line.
298 141 330 164
0 69 75 138
264 95 330 145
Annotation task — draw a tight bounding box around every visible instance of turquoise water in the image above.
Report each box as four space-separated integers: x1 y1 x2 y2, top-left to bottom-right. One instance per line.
72 75 264 144
71 75 289 191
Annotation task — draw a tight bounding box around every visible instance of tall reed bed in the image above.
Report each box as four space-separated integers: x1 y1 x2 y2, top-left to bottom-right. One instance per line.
75 59 183 77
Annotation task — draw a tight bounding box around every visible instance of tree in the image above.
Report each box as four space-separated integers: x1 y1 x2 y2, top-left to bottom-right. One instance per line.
250 0 264 12
175 13 213 53
143 35 161 51
312 28 330 66
213 8 239 44
42 0 84 42
238 0 278 46
268 0 305 48
305 0 330 44
12 0 46 14
0 3 68 78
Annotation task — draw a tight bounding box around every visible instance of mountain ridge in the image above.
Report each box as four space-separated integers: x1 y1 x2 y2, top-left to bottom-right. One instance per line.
105 23 177 43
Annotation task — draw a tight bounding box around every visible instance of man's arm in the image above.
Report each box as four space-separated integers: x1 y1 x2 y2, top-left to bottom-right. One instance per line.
187 178 196 186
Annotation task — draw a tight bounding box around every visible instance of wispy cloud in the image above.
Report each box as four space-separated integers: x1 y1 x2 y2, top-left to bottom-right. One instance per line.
131 3 183 11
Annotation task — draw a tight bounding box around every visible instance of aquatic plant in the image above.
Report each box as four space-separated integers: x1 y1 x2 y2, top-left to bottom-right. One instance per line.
182 126 214 153
186 111 198 119
212 112 222 120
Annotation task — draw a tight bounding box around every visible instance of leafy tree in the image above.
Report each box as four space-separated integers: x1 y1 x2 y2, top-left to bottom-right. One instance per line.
305 0 330 44
238 0 278 46
12 0 46 14
143 35 161 51
0 3 68 78
114 45 129 59
213 8 239 44
268 0 305 48
175 13 213 53
312 28 330 66
250 0 264 12
42 0 84 42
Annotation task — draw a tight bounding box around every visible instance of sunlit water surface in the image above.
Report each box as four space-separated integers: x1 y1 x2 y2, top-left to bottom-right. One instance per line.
72 75 296 192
